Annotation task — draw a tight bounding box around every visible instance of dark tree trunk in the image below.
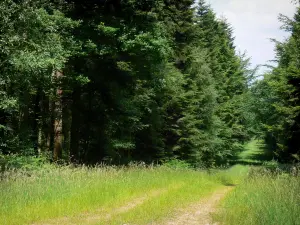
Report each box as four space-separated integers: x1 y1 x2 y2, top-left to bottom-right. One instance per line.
70 87 81 163
19 90 30 147
37 92 52 153
53 71 63 161
62 95 72 160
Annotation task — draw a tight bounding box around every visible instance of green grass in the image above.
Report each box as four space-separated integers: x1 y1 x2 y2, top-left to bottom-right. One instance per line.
0 164 239 225
239 140 264 160
106 165 248 225
214 139 300 225
214 169 300 225
234 139 274 165
2 140 298 225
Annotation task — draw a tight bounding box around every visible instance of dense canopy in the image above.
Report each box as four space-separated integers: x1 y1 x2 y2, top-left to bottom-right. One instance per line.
0 0 299 166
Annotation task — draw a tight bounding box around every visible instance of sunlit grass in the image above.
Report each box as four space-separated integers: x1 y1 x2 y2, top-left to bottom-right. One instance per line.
214 168 300 225
3 140 295 225
236 140 274 165
239 140 263 160
0 164 238 225
214 139 300 225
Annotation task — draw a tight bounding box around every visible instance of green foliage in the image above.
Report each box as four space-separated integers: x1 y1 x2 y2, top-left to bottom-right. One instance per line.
0 153 50 171
250 6 300 162
162 159 192 169
0 0 251 167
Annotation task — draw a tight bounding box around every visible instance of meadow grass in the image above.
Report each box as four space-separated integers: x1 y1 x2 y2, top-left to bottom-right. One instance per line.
214 139 300 225
235 139 274 165
106 165 247 225
3 140 295 225
214 168 300 225
0 164 240 225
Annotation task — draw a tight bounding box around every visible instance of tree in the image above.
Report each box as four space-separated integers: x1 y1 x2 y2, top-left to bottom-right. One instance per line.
250 5 300 162
0 0 79 158
0 0 253 167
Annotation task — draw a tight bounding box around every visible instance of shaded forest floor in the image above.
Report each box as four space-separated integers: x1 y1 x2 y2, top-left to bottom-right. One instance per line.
0 140 299 225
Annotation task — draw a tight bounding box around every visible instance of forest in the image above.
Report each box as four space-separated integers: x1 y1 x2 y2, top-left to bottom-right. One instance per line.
1 0 299 166
0 0 300 225
0 0 254 167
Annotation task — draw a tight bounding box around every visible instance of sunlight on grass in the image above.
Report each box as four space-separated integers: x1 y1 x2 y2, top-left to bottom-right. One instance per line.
0 165 239 225
107 171 226 225
235 140 274 165
2 140 296 225
214 169 300 225
239 140 263 160
214 140 300 225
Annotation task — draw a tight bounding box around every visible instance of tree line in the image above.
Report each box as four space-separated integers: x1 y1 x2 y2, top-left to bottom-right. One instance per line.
3 0 298 167
250 4 300 163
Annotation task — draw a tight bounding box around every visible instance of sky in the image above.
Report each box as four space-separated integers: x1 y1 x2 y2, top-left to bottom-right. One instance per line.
206 0 297 74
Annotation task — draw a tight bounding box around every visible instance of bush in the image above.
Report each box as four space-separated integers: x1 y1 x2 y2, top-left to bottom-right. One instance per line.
162 159 192 169
0 153 50 171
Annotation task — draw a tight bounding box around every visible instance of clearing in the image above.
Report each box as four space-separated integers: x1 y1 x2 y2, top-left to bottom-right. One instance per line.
2 140 298 225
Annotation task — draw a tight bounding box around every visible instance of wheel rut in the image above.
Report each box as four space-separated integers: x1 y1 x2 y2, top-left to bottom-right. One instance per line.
153 187 233 225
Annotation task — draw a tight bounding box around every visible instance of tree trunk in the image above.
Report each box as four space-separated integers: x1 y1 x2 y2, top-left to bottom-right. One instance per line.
53 71 63 161
70 88 81 163
37 92 51 154
19 90 30 147
62 96 72 161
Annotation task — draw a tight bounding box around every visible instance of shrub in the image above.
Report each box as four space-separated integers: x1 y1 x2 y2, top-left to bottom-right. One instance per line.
162 159 192 169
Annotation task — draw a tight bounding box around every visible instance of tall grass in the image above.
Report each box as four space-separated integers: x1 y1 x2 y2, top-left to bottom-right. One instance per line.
0 164 238 225
107 166 244 225
215 167 300 225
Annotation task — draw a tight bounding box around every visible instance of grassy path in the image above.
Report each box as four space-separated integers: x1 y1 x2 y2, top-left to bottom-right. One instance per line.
237 140 273 164
159 140 266 225
31 188 170 225
155 187 233 225
2 141 271 225
2 166 238 225
214 140 300 225
30 186 234 225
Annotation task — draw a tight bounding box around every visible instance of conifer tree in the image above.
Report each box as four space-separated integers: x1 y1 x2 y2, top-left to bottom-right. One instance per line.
253 6 300 162
194 1 248 162
0 0 253 166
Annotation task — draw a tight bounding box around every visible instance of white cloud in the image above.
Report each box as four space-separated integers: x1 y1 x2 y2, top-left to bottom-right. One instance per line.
206 0 296 73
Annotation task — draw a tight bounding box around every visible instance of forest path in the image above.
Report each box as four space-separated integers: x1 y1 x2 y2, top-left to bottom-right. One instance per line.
153 186 233 225
31 188 169 225
31 185 232 225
